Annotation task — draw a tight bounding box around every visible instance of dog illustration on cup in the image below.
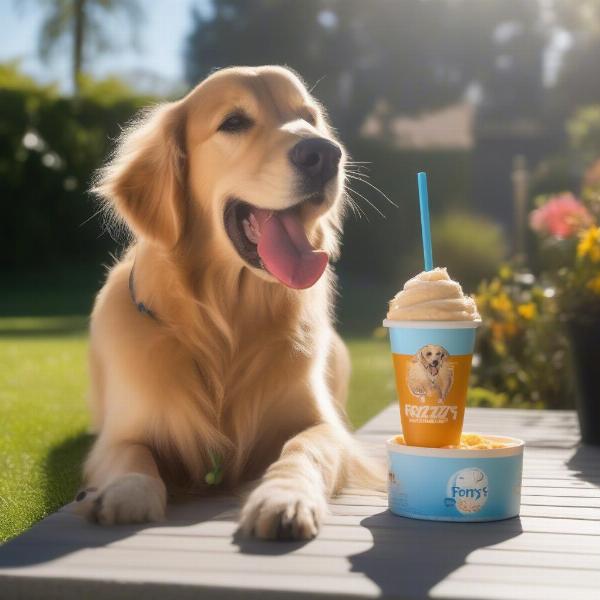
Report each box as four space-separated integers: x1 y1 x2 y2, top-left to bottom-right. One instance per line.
407 344 454 403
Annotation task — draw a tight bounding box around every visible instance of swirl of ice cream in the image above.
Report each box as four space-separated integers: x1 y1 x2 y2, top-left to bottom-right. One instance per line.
387 267 481 321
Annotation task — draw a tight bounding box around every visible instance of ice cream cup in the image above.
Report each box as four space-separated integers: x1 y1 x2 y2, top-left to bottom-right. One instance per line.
383 319 480 448
387 435 524 521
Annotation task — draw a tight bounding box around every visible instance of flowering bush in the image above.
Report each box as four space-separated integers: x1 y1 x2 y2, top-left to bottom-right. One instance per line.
530 173 600 321
472 265 570 408
472 161 600 409
529 193 592 239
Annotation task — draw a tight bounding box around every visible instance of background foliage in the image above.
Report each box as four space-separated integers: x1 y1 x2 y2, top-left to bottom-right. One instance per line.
1 62 500 335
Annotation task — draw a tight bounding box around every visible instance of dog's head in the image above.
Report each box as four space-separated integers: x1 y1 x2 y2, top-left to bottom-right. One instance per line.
95 66 345 290
417 345 448 376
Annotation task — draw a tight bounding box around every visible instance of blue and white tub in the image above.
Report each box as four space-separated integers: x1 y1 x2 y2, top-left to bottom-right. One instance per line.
387 435 524 522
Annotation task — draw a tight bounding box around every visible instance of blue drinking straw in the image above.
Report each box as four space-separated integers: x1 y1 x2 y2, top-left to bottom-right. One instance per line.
417 171 433 271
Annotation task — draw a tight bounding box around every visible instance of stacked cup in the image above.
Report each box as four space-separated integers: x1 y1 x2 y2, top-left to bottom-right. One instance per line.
384 173 523 522
384 316 479 448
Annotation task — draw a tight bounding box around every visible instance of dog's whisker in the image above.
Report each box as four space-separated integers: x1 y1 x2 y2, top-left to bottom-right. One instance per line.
345 184 386 218
308 75 326 94
79 207 105 228
346 186 376 221
345 190 373 222
345 174 398 208
344 167 370 176
344 192 369 222
344 193 364 220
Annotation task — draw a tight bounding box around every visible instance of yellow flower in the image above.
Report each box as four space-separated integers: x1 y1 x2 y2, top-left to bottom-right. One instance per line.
577 226 600 262
517 302 537 320
491 321 518 342
475 293 487 310
488 279 501 294
490 293 513 314
499 265 512 281
587 274 600 294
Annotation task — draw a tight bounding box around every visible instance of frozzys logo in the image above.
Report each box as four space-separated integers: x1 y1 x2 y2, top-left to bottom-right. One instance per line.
446 468 489 514
404 404 458 423
407 344 454 403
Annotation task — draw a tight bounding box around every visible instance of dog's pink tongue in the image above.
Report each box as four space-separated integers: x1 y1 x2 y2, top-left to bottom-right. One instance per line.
253 209 328 289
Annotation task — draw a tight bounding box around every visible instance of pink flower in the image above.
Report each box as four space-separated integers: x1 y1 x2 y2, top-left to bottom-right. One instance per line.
529 193 593 239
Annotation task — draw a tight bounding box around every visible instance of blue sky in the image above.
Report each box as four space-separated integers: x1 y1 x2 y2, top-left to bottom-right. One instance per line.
0 0 210 92
0 0 570 94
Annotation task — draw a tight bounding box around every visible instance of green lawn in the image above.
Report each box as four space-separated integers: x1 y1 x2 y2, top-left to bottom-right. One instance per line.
0 315 393 543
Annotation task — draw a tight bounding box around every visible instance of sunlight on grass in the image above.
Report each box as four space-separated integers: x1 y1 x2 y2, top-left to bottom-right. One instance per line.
0 317 393 543
346 337 395 429
0 317 91 543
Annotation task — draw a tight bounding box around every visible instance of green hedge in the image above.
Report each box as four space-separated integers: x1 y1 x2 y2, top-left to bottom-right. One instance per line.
0 67 152 270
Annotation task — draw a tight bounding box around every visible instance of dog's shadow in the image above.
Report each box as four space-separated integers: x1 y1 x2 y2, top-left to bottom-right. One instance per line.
0 494 241 569
0 433 240 568
232 530 310 556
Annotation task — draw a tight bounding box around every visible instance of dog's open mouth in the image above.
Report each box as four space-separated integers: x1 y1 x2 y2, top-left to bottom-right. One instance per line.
224 199 328 289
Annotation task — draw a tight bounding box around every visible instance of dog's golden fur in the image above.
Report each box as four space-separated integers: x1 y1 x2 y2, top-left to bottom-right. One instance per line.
79 66 381 539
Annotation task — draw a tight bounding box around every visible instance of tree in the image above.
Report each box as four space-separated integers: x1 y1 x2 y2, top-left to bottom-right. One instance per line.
552 0 600 116
28 0 143 94
184 0 547 138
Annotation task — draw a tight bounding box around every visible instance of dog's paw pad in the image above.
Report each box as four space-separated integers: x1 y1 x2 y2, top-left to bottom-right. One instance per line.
240 482 326 541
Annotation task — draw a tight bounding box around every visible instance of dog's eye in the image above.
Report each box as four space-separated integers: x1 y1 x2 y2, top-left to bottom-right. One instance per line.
426 352 432 356
218 113 253 133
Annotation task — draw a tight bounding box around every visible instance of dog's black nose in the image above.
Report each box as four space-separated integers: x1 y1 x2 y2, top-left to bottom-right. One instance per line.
432 360 439 367
289 138 342 187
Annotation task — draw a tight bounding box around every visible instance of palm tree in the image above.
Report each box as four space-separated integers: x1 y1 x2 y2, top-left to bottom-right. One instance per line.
31 0 143 94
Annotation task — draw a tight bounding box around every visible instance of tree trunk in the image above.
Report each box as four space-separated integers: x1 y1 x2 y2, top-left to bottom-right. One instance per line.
73 0 86 94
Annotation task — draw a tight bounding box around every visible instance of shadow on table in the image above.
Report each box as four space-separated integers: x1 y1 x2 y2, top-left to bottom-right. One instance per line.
0 431 239 569
567 444 600 487
349 511 523 598
233 530 312 556
0 497 239 569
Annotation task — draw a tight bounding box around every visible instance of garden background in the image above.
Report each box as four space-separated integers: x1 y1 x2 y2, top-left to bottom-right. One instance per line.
2 0 600 542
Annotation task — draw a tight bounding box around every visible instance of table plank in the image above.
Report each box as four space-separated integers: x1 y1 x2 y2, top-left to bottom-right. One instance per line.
0 406 598 600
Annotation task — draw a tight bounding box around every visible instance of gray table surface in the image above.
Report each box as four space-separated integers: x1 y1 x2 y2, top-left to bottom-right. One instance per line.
0 406 598 600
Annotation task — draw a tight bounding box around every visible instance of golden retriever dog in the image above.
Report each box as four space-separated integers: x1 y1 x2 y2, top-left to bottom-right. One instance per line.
76 65 379 540
407 344 454 403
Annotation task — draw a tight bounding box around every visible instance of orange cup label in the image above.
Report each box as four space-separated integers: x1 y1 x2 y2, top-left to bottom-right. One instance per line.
392 346 472 447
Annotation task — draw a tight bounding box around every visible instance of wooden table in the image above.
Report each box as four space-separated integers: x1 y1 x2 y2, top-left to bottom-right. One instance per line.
1 407 598 599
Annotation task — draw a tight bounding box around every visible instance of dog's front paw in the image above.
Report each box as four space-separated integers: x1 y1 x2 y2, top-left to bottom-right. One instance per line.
75 473 166 525
239 481 327 541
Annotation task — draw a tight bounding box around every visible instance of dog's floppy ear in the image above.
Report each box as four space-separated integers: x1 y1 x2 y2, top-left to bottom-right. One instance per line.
94 102 187 248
